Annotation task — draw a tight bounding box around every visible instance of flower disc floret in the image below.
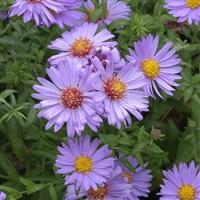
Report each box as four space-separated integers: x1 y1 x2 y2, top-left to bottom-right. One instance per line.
141 58 160 80
70 38 93 58
88 185 109 200
186 0 200 9
61 87 83 109
104 76 127 100
75 156 93 173
178 185 196 200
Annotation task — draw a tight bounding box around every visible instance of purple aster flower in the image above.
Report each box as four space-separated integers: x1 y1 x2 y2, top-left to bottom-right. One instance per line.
91 46 125 72
92 57 149 128
164 0 200 25
48 23 116 66
65 164 131 200
58 0 83 9
32 59 102 137
0 192 6 200
84 0 131 25
127 34 182 98
54 10 84 29
159 161 200 200
119 156 152 200
9 0 65 27
53 0 84 28
55 135 114 191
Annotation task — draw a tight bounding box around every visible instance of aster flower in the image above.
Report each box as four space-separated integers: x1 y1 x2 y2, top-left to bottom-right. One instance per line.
55 135 114 191
32 59 102 137
164 0 200 25
58 0 83 9
91 46 125 72
53 10 84 29
9 0 65 27
127 34 182 98
119 156 152 200
0 192 6 200
53 0 84 28
48 23 116 66
159 161 200 200
84 0 131 25
92 57 149 128
65 164 131 200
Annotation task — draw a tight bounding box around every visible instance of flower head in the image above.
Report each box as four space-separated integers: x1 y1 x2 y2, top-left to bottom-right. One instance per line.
92 57 149 128
55 135 114 191
48 23 116 66
119 156 152 200
159 161 200 200
53 0 84 28
91 46 125 72
65 164 131 200
9 0 65 27
0 192 6 200
127 34 182 98
164 0 200 25
84 0 131 25
32 59 102 137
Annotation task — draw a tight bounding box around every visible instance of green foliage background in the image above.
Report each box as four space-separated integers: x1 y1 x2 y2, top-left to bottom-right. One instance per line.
0 0 200 199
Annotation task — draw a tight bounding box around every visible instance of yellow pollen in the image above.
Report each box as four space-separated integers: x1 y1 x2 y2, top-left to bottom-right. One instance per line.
70 37 93 58
123 172 133 183
141 58 160 80
104 76 127 100
75 156 93 173
88 185 109 200
178 185 196 200
186 0 200 9
61 87 83 109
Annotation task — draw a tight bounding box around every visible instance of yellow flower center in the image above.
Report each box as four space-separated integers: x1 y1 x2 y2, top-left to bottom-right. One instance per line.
123 172 133 183
61 87 83 109
75 156 93 173
178 185 196 200
104 76 127 100
186 0 200 9
70 37 93 58
141 58 160 80
88 185 109 200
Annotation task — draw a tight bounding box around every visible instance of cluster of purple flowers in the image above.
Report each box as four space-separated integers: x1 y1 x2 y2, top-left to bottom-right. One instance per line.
7 0 200 200
32 21 181 137
56 135 152 200
8 0 200 27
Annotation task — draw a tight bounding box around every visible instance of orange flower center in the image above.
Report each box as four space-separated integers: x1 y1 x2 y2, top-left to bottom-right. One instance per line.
178 184 196 200
61 87 83 109
104 76 127 100
70 37 93 58
186 0 200 9
141 58 160 80
88 185 109 200
123 172 133 183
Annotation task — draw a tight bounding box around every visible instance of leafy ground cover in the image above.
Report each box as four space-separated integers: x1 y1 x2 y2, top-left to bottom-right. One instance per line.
0 0 200 199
